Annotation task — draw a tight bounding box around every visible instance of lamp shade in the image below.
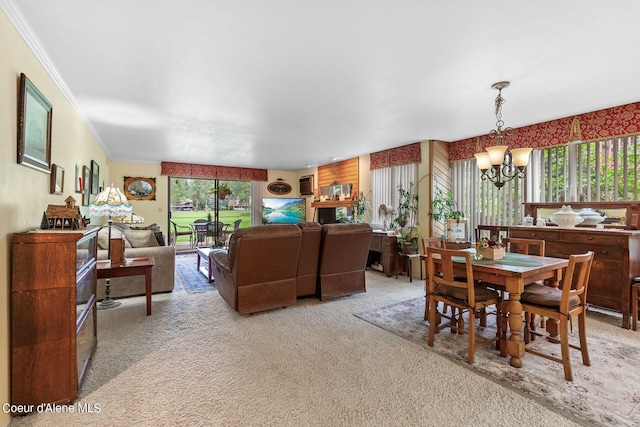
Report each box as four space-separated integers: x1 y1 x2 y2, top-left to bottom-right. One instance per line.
90 185 133 217
113 213 145 224
474 152 492 170
511 147 533 167
485 145 508 166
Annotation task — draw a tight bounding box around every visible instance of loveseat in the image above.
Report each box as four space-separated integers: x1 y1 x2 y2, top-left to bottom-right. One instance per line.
210 222 372 314
96 225 176 300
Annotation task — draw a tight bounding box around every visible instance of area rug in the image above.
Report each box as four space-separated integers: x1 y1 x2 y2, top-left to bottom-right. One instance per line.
355 297 640 427
175 253 216 293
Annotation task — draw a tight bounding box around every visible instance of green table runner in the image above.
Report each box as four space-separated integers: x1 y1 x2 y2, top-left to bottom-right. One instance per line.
452 252 543 267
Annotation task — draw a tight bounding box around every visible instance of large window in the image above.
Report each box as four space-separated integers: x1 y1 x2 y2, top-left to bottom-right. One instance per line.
538 136 640 202
452 135 640 231
371 163 418 226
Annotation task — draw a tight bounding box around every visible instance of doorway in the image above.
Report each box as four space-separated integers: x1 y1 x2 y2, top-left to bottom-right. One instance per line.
168 178 252 251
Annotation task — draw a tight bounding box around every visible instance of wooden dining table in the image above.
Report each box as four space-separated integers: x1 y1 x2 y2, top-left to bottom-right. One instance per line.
427 250 569 368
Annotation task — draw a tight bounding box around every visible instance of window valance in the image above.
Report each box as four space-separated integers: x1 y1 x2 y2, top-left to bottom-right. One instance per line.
370 142 422 170
449 101 640 161
160 161 268 181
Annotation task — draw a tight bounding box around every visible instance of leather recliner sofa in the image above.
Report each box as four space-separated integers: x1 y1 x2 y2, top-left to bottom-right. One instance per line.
210 222 373 314
210 224 302 315
317 223 372 300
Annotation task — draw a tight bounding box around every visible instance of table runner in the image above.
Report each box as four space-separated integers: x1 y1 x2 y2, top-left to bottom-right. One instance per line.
452 252 543 267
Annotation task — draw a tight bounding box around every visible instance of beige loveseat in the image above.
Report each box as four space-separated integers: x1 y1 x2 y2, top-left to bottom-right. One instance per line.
96 225 176 300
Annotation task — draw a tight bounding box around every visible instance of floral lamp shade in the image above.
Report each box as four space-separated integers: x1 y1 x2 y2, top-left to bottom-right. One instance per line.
113 213 145 224
90 185 133 217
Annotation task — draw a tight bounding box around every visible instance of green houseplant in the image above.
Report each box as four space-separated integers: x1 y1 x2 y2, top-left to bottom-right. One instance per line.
427 188 464 222
351 191 372 223
392 182 419 253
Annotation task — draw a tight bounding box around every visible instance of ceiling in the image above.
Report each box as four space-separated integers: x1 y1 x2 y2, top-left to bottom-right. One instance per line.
4 1 640 171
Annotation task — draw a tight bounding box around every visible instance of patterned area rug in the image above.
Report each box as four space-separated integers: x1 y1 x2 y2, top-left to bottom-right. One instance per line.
175 253 216 293
355 297 640 426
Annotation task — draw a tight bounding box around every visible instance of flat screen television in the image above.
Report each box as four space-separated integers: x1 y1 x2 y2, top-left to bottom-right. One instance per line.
262 197 306 224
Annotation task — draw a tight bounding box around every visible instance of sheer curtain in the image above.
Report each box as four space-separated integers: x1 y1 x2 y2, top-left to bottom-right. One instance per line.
371 163 417 225
251 180 264 226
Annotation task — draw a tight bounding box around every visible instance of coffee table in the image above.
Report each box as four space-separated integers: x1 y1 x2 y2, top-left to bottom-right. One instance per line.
196 247 213 282
96 256 155 315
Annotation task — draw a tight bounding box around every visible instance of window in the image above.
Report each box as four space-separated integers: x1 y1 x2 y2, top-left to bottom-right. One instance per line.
371 163 417 226
538 136 640 202
452 135 640 232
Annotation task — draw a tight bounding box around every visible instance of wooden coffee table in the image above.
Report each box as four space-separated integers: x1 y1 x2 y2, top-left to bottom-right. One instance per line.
196 247 213 282
97 256 155 315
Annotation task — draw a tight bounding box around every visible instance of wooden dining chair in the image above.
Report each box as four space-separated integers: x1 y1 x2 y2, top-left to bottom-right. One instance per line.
426 247 502 364
421 237 447 320
502 237 545 256
521 251 594 381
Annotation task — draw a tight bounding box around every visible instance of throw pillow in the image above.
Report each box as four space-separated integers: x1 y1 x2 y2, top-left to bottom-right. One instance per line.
154 231 166 246
123 229 160 248
97 226 132 249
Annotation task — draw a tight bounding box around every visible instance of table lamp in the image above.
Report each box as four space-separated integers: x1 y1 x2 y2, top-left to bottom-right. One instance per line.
90 184 133 309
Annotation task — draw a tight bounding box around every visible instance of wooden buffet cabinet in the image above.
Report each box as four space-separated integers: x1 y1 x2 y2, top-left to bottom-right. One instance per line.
11 228 99 406
368 232 398 277
509 225 640 328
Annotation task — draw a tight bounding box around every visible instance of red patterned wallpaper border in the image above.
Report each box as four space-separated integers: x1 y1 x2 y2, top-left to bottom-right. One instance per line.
449 101 640 161
160 162 268 181
370 142 422 170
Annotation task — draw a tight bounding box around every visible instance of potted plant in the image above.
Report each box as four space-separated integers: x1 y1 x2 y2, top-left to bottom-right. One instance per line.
427 188 464 223
392 182 419 253
351 191 372 223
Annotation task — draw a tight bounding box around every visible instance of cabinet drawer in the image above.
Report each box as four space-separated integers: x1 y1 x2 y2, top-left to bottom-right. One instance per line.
370 235 381 252
76 266 96 320
560 232 627 247
76 301 96 386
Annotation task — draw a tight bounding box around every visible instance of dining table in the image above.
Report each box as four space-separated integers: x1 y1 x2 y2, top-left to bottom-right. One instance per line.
426 249 569 369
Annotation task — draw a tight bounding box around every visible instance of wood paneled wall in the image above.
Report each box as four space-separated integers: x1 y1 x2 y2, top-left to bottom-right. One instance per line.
317 157 359 197
429 141 452 238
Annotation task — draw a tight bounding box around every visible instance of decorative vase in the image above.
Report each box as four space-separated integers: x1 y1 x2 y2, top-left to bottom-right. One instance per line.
478 247 505 260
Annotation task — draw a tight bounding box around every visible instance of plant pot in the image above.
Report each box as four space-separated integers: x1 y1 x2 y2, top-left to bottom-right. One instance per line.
478 247 505 260
402 244 418 255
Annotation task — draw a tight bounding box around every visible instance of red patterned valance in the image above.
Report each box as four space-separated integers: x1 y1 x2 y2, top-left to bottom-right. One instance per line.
160 162 268 181
450 102 640 161
370 142 422 170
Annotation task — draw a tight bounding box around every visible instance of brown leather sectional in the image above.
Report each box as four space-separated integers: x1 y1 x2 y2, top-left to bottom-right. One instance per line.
210 222 372 314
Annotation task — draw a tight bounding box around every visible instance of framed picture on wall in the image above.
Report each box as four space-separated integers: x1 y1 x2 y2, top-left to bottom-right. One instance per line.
91 160 100 194
17 73 52 173
123 176 156 200
82 165 91 206
49 164 64 195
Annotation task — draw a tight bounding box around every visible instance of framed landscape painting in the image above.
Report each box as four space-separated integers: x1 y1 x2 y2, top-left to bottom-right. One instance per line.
17 73 52 173
91 160 100 194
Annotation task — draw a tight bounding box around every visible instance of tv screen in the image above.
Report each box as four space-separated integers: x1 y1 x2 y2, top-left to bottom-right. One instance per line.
262 198 306 224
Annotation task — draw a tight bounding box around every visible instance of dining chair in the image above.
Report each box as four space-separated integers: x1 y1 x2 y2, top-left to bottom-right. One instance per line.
502 237 545 256
421 237 446 320
521 251 594 381
169 220 194 247
426 247 502 364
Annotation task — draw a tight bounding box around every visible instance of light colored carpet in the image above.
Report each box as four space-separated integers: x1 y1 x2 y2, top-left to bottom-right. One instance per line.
356 297 640 426
12 264 618 426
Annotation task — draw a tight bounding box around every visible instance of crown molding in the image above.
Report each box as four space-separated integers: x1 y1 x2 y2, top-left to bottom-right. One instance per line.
0 0 108 156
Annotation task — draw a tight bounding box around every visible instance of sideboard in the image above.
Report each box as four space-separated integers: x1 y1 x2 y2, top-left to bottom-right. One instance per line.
509 226 640 328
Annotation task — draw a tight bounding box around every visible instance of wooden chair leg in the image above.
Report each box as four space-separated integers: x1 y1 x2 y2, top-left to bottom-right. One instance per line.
428 295 437 347
468 310 476 364
578 311 591 366
559 318 573 381
523 312 531 344
632 284 639 332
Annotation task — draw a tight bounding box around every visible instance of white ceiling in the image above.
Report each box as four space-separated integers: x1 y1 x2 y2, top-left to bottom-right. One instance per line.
4 0 640 171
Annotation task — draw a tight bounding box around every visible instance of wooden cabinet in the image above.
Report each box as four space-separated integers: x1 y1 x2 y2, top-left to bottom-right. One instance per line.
509 226 640 328
11 228 99 406
368 232 398 277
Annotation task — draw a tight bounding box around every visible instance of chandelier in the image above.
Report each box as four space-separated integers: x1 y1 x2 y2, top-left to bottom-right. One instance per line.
474 81 532 189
